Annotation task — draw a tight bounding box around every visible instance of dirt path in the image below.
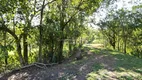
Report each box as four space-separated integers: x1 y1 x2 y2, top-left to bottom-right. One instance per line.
0 52 116 80
1 44 141 80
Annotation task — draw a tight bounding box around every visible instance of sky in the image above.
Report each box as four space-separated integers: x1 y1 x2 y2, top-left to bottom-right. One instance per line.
89 0 142 29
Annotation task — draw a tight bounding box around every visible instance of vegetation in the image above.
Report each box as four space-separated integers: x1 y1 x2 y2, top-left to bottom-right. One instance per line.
86 48 142 80
0 0 101 70
0 0 142 80
98 8 142 58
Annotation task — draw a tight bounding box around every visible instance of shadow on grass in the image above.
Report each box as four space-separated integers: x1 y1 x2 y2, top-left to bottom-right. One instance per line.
84 47 142 80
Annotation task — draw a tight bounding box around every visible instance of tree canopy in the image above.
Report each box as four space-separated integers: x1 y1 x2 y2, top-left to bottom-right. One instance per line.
0 0 102 69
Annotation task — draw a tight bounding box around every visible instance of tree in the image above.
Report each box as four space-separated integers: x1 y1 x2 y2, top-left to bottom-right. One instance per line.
39 0 102 63
97 8 142 57
0 0 102 68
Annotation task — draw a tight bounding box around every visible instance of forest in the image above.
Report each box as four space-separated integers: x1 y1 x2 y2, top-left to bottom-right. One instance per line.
0 0 142 80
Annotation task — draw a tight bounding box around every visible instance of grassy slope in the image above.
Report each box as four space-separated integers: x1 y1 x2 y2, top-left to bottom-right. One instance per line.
84 44 142 80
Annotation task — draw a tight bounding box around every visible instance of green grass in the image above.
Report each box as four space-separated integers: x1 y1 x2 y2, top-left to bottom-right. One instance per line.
86 48 142 80
63 46 142 80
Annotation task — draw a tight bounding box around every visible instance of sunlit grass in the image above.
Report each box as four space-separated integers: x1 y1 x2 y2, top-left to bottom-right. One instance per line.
87 69 142 80
85 47 142 80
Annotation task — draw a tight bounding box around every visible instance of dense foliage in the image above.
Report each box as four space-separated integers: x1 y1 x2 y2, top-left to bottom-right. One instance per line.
0 0 102 72
98 8 142 58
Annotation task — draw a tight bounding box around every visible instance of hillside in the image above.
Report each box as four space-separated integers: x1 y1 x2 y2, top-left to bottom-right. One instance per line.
0 44 142 80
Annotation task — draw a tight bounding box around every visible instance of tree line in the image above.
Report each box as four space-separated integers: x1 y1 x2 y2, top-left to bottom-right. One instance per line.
0 0 102 71
98 8 142 58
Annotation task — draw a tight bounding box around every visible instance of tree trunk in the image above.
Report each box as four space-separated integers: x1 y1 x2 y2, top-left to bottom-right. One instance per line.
16 40 25 66
112 39 116 50
3 31 8 65
112 44 115 50
23 33 28 65
38 0 45 62
69 39 73 53
57 40 64 63
79 37 83 48
38 25 42 62
124 38 127 53
117 38 120 51
49 38 54 63
112 33 116 50
109 38 115 50
43 50 48 63
57 0 64 63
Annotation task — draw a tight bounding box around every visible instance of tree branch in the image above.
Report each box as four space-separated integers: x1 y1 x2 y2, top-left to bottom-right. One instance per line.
63 0 85 29
0 26 18 40
36 0 56 12
63 11 78 27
